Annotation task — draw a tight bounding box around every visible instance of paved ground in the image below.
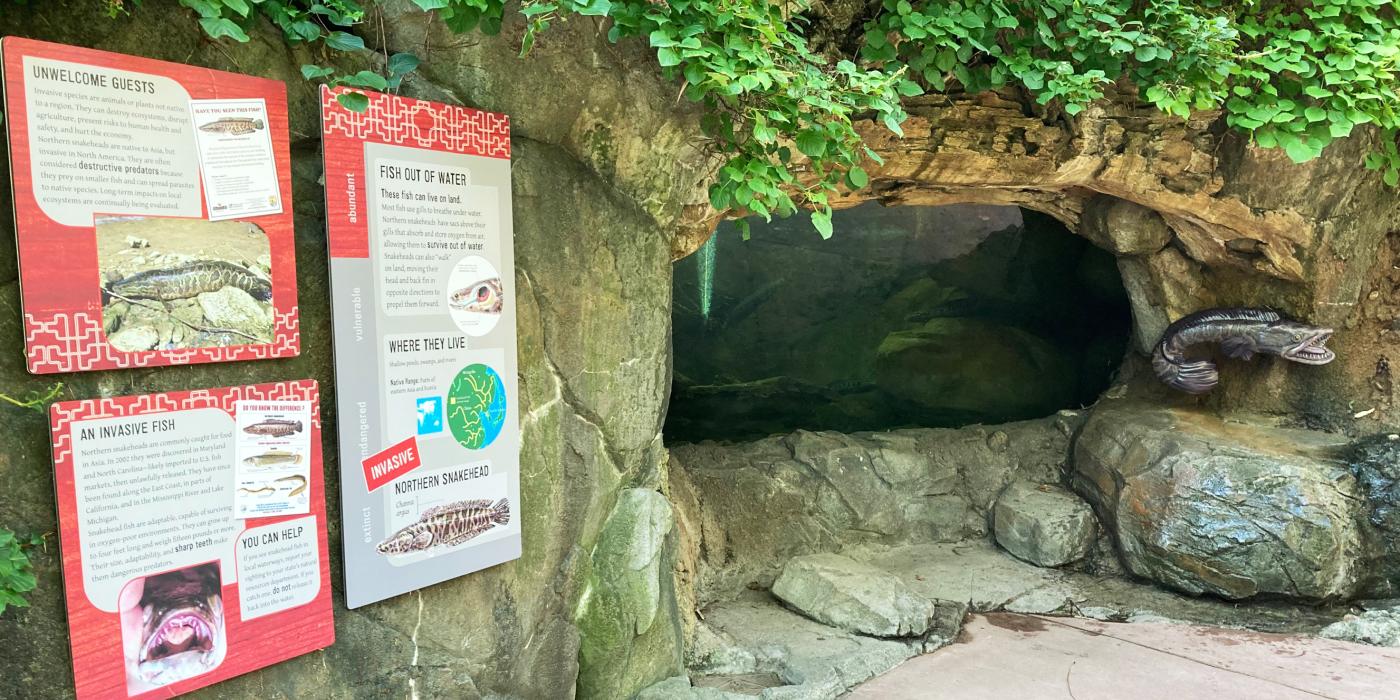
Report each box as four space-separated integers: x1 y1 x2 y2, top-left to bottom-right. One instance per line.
845 614 1400 699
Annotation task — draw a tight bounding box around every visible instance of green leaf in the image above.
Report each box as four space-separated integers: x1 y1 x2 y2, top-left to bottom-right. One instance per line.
388 52 421 77
325 31 366 52
343 70 388 90
811 208 833 239
412 0 451 9
301 64 335 80
1386 168 1400 188
198 17 250 42
795 130 827 158
657 47 682 67
336 91 370 112
846 165 869 189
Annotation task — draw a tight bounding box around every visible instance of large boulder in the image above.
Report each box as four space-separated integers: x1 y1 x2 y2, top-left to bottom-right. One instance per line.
1073 402 1369 601
771 553 934 637
874 318 1076 424
992 481 1098 568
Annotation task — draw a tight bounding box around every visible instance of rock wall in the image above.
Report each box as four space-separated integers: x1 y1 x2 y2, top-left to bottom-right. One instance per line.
0 4 684 698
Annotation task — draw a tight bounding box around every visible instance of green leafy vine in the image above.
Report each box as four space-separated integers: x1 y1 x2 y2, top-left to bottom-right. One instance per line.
108 0 1400 235
0 528 43 617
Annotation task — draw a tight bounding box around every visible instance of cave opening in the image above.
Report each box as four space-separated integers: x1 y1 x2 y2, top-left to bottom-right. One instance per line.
665 202 1133 444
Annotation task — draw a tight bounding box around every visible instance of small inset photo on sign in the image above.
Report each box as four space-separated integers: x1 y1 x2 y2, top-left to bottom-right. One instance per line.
96 214 274 351
120 562 226 694
445 255 504 336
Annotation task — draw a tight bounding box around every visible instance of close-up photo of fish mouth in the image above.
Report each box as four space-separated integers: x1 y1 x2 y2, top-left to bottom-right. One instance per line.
135 564 224 686
377 498 511 557
96 216 275 351
449 277 504 314
198 117 264 135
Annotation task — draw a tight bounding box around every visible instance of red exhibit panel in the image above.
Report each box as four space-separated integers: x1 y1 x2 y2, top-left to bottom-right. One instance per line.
49 380 333 699
1 37 300 373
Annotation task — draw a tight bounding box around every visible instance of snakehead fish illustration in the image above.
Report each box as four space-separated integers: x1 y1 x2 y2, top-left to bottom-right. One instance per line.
198 117 264 135
449 278 504 314
107 260 272 302
243 418 303 437
377 498 510 556
1152 307 1335 394
135 564 224 686
242 450 302 468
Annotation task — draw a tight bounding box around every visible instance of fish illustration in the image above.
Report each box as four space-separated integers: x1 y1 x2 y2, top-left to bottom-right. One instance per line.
377 498 510 556
237 486 275 496
242 450 302 468
243 418 303 437
199 117 264 135
1152 307 1335 394
134 564 224 687
107 260 272 302
276 474 308 498
449 277 504 314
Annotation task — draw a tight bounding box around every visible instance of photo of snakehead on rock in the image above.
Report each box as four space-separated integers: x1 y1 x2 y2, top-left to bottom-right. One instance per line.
96 216 275 351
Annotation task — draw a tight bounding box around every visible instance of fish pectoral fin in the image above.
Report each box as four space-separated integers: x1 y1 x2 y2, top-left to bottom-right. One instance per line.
412 530 434 549
1219 337 1256 360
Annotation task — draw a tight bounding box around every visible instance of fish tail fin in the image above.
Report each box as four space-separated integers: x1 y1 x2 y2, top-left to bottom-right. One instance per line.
491 499 510 526
1153 347 1218 394
296 420 304 433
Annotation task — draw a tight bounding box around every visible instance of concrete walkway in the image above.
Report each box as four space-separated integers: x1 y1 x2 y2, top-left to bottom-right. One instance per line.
845 614 1400 699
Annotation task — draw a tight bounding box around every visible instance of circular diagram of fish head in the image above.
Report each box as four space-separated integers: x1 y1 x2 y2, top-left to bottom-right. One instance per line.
446 256 504 336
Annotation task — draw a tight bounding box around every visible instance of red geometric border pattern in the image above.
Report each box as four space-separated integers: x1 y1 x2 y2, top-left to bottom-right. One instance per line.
320 88 510 159
25 307 300 374
49 379 319 465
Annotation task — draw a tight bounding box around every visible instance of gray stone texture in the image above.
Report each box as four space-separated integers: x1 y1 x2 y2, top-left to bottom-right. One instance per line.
993 481 1098 568
771 553 934 637
669 415 1082 609
1078 196 1174 255
1073 400 1369 601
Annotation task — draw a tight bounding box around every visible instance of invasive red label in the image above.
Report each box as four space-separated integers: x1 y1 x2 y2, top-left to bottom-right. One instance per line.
362 436 421 492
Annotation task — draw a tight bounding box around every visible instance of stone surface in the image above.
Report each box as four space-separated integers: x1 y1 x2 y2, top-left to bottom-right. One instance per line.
106 325 159 352
669 416 1080 608
686 590 924 700
1078 196 1173 255
874 318 1076 424
1073 400 1368 601
1320 608 1400 647
845 541 1349 633
992 481 1098 568
197 286 271 340
637 675 750 700
576 489 685 700
771 553 935 637
1344 435 1400 596
0 8 679 698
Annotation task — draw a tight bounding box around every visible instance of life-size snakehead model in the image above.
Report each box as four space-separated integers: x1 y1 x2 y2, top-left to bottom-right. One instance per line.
1152 308 1335 394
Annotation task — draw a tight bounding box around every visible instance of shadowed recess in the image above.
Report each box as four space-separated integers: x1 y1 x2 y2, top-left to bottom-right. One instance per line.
666 203 1131 443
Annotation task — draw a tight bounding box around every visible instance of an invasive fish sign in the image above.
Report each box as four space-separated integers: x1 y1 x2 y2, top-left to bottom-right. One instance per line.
1152 308 1336 394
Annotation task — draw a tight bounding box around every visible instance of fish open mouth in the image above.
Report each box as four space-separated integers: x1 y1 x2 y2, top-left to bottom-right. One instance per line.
140 609 217 664
1284 330 1335 365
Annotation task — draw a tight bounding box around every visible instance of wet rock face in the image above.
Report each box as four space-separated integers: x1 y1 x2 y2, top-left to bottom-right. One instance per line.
1344 435 1400 595
1073 401 1369 601
772 553 935 637
992 481 1098 568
